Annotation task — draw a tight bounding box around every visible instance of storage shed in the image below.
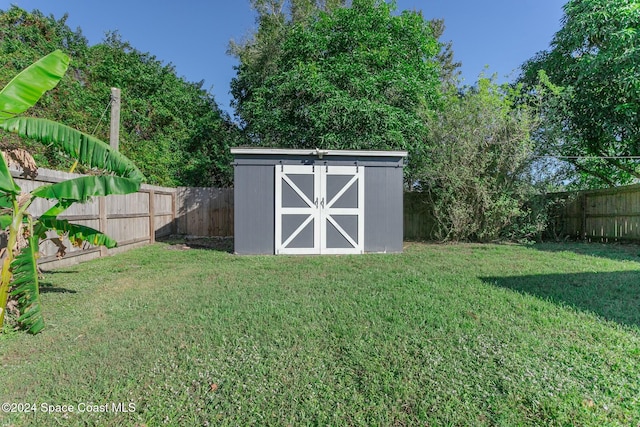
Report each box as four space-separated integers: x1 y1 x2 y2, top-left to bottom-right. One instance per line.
231 148 407 255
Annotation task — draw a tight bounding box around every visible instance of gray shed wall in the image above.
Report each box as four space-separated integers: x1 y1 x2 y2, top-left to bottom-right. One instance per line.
364 166 404 253
234 164 274 254
233 152 404 254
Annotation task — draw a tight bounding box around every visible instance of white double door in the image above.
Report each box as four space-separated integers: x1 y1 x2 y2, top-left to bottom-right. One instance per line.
275 164 364 254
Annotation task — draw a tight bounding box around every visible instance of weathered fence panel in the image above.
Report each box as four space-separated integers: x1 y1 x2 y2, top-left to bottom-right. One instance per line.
403 192 437 241
555 184 640 242
172 190 433 241
8 168 178 268
176 187 234 237
3 168 238 270
405 185 640 243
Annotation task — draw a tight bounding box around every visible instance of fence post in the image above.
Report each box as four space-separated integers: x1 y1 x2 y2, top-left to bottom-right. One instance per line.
109 88 121 151
580 193 587 240
171 190 177 235
148 189 155 244
99 196 107 256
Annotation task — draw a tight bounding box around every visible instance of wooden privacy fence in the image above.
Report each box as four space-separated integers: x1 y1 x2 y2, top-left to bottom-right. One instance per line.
18 166 639 269
169 185 640 243
176 187 233 237
177 190 433 241
550 184 640 242
6 168 234 269
403 192 437 241
11 168 177 268
404 187 640 243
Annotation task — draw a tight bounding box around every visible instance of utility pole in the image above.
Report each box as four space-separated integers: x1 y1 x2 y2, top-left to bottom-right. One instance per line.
109 87 121 151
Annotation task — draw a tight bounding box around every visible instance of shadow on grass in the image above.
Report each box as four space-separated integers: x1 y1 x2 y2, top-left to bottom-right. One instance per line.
533 242 640 264
39 282 77 294
42 270 80 274
481 271 640 328
40 286 77 294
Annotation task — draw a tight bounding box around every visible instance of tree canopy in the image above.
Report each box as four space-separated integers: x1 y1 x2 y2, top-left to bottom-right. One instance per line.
230 0 442 181
520 0 640 188
0 6 238 187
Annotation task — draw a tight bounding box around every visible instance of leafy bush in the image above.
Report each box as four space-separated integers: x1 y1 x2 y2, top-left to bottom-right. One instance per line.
416 77 537 242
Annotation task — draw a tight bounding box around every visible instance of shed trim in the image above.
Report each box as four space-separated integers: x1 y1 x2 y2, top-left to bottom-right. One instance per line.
231 148 408 158
234 160 403 168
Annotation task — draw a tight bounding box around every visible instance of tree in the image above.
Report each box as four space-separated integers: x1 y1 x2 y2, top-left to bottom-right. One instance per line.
0 50 144 334
428 19 461 88
229 0 346 130
520 0 640 188
0 6 237 187
80 32 237 187
231 0 441 182
417 77 537 241
0 6 91 170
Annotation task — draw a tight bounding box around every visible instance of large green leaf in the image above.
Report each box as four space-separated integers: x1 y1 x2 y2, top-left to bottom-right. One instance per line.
39 200 74 219
10 234 44 334
0 117 144 181
0 153 20 195
0 215 11 229
0 193 13 209
32 175 140 202
38 218 117 248
0 50 69 122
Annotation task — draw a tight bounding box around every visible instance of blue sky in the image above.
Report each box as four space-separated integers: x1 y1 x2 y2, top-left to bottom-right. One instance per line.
2 1 566 115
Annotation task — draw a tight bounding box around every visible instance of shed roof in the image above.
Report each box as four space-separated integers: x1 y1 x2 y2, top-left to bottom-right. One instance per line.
230 148 408 158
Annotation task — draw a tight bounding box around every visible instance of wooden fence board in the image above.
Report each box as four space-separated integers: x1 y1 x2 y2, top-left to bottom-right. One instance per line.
2 167 182 268
176 187 234 237
552 184 640 242
403 192 437 241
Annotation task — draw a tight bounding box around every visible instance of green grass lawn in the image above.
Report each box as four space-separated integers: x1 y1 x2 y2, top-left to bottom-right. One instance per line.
1 241 639 426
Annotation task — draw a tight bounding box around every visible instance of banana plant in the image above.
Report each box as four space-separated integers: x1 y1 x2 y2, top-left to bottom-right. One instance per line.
0 50 145 333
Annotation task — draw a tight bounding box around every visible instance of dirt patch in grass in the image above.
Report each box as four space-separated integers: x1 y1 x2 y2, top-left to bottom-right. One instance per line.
159 235 234 253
